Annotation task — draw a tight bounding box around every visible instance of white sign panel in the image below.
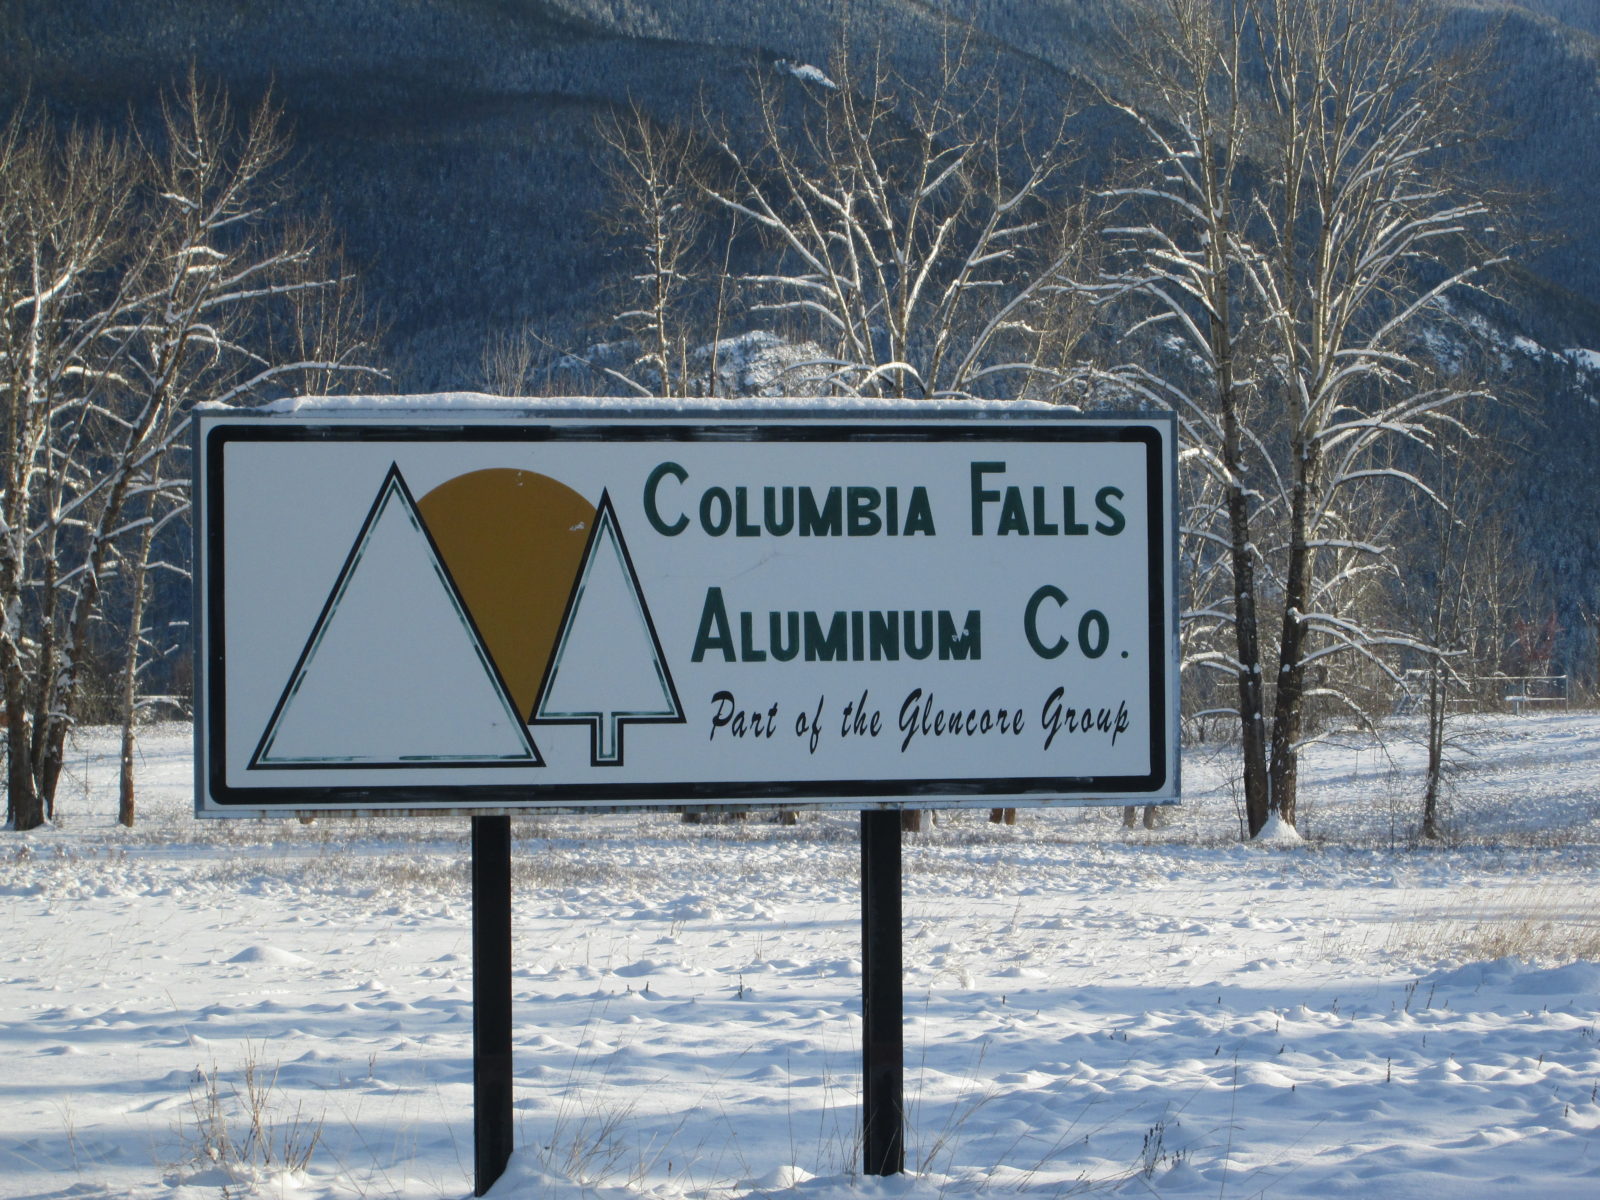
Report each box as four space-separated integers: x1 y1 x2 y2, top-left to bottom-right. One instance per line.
195 406 1178 815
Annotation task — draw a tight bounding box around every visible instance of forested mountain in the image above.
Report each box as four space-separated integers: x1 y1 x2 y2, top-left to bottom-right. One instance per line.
7 1 1597 377
6 0 1600 690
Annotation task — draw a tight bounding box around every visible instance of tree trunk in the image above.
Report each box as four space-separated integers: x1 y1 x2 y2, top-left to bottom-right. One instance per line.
1215 315 1269 837
39 471 134 816
6 694 42 830
117 520 152 828
1267 442 1318 830
1422 664 1445 839
118 724 136 828
117 491 161 828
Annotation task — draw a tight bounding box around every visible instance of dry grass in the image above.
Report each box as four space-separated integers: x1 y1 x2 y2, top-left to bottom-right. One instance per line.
181 1046 324 1181
1388 883 1600 963
187 849 656 895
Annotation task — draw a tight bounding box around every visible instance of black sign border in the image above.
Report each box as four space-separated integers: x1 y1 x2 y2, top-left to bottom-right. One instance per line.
197 411 1176 814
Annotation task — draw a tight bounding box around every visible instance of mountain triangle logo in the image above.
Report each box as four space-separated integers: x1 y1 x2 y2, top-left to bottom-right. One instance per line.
251 465 682 771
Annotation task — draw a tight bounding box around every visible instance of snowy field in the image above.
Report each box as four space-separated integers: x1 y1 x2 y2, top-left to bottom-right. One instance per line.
5 712 1600 1200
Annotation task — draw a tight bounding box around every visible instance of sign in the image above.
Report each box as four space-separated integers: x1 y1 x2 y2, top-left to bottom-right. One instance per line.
194 405 1178 815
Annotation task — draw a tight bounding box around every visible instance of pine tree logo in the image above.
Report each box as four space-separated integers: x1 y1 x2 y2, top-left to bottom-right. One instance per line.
251 466 542 769
251 469 682 772
531 491 685 765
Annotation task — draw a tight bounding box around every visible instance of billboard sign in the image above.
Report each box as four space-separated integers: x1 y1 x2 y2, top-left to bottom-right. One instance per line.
195 405 1177 815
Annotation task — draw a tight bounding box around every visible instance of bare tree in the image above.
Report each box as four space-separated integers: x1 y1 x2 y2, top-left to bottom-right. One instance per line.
0 107 139 830
113 85 383 827
594 99 712 398
111 460 179 827
1105 0 1506 835
1 77 382 830
1394 408 1524 839
480 319 541 397
706 36 1097 404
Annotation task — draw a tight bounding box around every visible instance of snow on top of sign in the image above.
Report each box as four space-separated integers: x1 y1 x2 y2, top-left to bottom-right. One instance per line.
250 392 1069 416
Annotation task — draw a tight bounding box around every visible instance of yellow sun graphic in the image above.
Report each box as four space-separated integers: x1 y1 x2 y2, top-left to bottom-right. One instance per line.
418 469 595 720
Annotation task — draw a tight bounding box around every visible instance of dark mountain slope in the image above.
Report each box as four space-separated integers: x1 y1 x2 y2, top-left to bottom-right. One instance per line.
8 0 1600 686
8 0 1596 379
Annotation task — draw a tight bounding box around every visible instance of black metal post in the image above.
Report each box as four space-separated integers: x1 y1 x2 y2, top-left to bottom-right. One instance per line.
472 815 514 1196
860 809 905 1175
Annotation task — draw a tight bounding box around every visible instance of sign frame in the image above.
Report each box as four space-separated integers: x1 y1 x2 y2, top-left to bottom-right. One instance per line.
194 403 1179 817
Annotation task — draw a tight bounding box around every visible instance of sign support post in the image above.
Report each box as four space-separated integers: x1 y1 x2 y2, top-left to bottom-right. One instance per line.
860 809 905 1175
472 815 514 1196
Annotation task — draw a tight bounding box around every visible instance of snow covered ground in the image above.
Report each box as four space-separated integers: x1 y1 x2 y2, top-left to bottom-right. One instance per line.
5 711 1600 1199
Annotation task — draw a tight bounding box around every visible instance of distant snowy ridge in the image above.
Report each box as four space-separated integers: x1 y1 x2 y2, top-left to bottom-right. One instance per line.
1567 347 1600 373
778 59 837 89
